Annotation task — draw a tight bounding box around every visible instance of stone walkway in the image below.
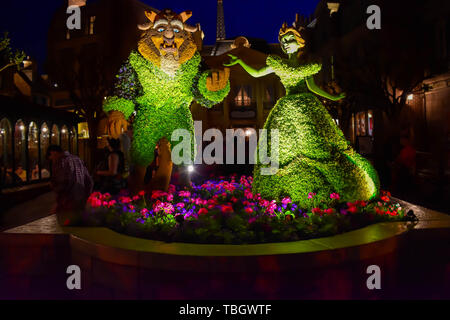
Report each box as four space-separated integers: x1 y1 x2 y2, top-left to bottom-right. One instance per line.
0 192 56 232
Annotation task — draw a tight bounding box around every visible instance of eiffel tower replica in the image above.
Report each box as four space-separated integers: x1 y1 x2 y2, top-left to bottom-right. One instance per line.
216 0 226 41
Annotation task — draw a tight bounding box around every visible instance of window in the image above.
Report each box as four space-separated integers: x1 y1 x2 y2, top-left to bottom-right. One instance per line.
51 124 60 145
70 126 78 154
28 122 39 180
367 110 374 137
356 112 366 136
264 86 275 109
61 125 69 151
66 30 71 40
14 120 27 183
89 16 96 35
40 123 50 179
0 118 12 186
234 85 252 106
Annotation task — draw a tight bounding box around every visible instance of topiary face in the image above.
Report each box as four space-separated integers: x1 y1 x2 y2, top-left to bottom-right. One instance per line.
280 32 302 55
137 8 198 75
278 23 306 56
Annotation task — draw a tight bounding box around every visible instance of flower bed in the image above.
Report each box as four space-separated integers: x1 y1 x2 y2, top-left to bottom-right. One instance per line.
85 176 414 244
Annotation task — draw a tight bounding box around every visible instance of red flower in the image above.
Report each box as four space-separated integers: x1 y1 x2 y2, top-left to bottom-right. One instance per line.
381 190 392 197
245 207 253 214
198 208 208 215
221 205 234 213
324 208 335 214
381 196 390 202
312 208 322 215
348 206 358 214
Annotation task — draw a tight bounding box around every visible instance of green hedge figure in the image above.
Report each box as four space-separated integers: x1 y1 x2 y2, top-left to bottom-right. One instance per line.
225 22 379 207
103 9 230 192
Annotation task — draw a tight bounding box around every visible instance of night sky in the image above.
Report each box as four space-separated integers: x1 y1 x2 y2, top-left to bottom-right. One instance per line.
0 0 319 74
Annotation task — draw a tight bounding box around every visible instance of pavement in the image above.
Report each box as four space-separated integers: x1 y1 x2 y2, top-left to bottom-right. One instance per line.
0 192 56 232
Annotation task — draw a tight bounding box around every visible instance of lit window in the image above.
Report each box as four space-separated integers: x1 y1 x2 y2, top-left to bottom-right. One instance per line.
234 86 252 106
368 110 374 136
66 30 71 40
89 16 96 35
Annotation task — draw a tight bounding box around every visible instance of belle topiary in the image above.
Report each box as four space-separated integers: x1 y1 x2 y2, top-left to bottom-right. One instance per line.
103 9 230 193
225 21 379 207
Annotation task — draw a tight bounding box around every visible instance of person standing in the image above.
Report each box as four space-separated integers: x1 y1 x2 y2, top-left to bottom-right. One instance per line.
95 138 126 194
47 145 93 226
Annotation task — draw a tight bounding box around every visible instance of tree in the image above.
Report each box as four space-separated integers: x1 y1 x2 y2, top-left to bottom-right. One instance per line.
47 45 114 169
335 0 431 124
0 32 25 73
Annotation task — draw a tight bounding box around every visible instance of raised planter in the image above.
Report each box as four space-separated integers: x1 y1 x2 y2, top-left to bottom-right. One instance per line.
2 201 450 299
65 221 412 272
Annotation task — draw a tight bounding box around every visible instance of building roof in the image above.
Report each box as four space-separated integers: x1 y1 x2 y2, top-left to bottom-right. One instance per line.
0 95 80 124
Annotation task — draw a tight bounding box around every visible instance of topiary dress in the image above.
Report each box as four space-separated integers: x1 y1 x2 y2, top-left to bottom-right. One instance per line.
252 55 380 207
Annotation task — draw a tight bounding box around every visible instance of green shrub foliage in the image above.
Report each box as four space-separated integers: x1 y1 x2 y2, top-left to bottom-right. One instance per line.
253 55 380 207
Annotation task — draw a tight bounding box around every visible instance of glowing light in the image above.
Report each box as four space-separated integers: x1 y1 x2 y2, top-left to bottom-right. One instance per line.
245 129 253 136
407 94 413 101
19 125 25 131
187 165 194 173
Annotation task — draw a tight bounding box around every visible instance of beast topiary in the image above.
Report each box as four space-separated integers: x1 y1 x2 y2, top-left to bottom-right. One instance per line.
103 9 230 192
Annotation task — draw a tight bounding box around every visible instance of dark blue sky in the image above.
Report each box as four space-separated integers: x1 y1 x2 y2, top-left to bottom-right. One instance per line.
0 0 319 73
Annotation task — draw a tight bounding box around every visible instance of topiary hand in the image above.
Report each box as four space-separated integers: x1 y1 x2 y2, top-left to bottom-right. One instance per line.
107 110 128 138
334 92 346 101
223 54 241 67
206 68 230 92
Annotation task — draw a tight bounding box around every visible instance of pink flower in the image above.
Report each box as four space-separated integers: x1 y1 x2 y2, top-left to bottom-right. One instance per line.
198 208 208 215
168 184 176 194
308 192 317 199
167 194 174 202
118 196 132 204
245 207 253 214
330 193 340 200
107 200 116 208
244 189 254 200
281 197 292 205
101 193 111 200
151 190 167 199
138 190 146 196
266 200 277 214
178 191 191 198
88 197 102 208
176 202 185 208
248 217 257 224
259 199 270 207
